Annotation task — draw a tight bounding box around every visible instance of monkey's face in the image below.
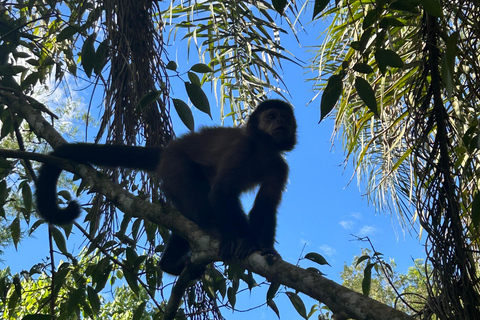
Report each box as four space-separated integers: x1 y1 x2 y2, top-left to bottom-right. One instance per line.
258 108 296 148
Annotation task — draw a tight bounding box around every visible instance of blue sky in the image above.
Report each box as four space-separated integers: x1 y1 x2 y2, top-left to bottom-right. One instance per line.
2 9 426 320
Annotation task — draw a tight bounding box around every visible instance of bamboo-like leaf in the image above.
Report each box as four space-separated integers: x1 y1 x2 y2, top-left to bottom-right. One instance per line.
320 74 343 122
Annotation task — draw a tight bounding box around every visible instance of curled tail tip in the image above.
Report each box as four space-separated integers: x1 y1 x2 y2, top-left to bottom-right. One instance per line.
37 201 81 225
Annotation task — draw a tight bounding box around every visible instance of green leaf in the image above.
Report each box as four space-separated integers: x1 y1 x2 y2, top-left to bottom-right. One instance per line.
172 98 194 131
227 287 236 308
286 292 308 319
22 182 32 212
442 32 458 99
320 74 343 122
353 62 374 74
355 255 370 267
362 263 374 296
138 91 161 110
419 0 443 17
190 63 213 73
305 252 330 266
51 226 68 255
166 61 177 71
87 286 100 314
185 82 212 119
355 77 379 117
57 26 78 42
267 282 280 300
123 266 140 296
10 217 20 250
472 193 480 231
272 0 288 14
312 0 330 19
132 302 147 320
22 315 53 320
188 71 201 86
267 299 280 318
81 34 96 78
94 39 109 75
375 49 404 68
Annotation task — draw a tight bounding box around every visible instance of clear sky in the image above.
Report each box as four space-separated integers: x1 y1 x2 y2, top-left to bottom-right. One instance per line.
2 10 426 320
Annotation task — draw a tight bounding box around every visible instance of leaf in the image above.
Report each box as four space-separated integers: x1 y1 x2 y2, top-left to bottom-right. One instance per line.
188 71 201 86
166 61 177 71
375 49 404 68
87 286 100 314
22 315 53 320
94 39 109 75
319 74 343 122
51 226 68 255
472 192 480 231
185 82 212 118
353 62 374 74
123 266 140 296
132 302 147 320
419 0 443 17
362 263 374 296
81 34 96 78
286 292 308 319
227 287 236 308
305 252 330 266
172 98 195 131
22 182 32 212
267 299 280 318
57 26 78 42
10 217 20 250
267 282 280 300
355 255 370 267
355 77 379 117
272 0 288 14
138 91 161 110
190 63 213 73
312 0 330 19
442 32 458 99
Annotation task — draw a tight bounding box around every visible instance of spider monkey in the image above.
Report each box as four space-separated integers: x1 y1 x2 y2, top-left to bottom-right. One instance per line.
35 99 297 275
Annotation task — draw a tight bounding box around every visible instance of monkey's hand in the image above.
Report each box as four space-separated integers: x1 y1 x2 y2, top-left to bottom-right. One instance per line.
220 233 255 260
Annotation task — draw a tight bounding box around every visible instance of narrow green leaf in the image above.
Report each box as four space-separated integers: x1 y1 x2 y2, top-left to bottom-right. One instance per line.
286 292 308 319
472 193 480 231
123 267 140 296
87 286 101 314
355 77 379 117
57 26 78 42
227 287 236 308
22 183 32 212
375 49 404 68
442 32 458 99
94 39 109 75
320 74 343 122
355 255 370 267
190 63 213 73
81 34 96 78
185 82 212 119
267 299 281 318
312 0 330 19
22 315 53 320
267 282 280 301
362 263 374 296
51 226 68 255
305 252 331 266
132 302 147 320
172 98 194 131
10 217 20 250
138 91 161 110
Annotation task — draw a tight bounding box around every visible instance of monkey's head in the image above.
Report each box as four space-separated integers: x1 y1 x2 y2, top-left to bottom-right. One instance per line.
246 100 297 151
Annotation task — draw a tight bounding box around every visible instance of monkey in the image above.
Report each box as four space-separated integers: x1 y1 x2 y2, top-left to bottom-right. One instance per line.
35 99 297 275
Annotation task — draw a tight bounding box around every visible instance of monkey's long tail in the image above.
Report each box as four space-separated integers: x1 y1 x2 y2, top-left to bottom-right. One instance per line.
35 143 162 225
